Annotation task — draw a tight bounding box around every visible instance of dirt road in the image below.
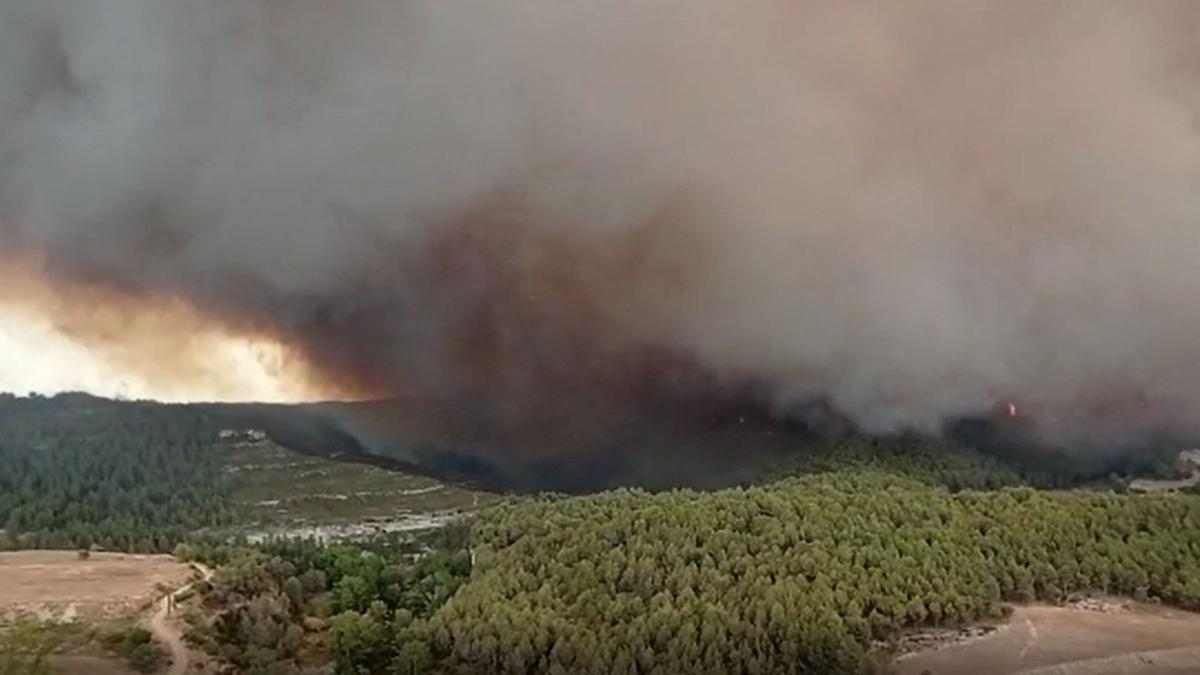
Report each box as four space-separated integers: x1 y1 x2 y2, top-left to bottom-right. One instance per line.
147 563 213 675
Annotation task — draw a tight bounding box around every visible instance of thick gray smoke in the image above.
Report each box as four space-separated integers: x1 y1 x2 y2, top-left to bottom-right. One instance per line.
2 1 1200 447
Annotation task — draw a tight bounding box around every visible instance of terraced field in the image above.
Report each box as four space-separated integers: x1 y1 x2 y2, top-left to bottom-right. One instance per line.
221 437 499 529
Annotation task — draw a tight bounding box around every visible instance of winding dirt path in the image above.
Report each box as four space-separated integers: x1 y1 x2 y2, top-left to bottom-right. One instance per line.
146 563 213 675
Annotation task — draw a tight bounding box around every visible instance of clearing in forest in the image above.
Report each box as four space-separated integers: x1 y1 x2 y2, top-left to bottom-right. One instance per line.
222 438 498 527
0 550 192 624
895 603 1200 675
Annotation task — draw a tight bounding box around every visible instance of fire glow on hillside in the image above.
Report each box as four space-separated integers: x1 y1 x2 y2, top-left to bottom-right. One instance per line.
0 260 328 403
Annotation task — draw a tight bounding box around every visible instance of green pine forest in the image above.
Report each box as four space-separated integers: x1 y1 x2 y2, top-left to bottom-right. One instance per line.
435 474 1200 674
0 394 233 552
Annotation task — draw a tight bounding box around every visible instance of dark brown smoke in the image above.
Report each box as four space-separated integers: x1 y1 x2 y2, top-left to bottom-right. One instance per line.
3 1 1200 459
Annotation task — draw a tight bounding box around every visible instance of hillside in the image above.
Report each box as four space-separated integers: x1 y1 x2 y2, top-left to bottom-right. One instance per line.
0 394 493 553
0 394 233 552
5 393 1200 673
424 473 1200 674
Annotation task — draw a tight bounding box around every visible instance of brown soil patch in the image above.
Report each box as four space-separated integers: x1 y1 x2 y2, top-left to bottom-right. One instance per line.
0 551 192 624
895 603 1200 675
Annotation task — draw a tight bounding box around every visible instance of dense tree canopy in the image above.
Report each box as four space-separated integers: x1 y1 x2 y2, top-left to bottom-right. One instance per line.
181 474 1200 675
429 473 1200 674
181 532 472 675
0 394 233 552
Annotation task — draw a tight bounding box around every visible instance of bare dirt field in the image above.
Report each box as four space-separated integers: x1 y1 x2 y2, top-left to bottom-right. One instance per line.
895 603 1200 675
0 550 193 624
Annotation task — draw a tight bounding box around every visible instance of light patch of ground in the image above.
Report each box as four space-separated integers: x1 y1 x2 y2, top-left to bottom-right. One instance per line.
895 603 1200 675
0 551 192 625
244 510 468 543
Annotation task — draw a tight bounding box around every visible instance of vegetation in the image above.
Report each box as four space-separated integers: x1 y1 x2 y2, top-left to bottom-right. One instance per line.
179 530 472 675
430 473 1200 674
764 433 1190 492
224 441 495 527
0 394 492 552
102 626 167 674
0 394 234 552
5 393 1199 673
176 474 1200 675
761 435 1029 490
0 621 59 675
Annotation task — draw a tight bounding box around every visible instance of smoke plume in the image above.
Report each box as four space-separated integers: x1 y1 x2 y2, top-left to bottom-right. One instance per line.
2 1 1200 453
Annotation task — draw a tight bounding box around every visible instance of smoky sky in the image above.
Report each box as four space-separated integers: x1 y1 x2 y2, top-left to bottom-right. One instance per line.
2 1 1200 446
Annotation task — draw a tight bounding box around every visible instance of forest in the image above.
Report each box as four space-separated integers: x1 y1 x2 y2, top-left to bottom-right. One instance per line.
174 472 1200 675
432 473 1200 674
0 394 234 552
5 394 1200 673
176 529 473 675
0 393 1046 555
3 393 1182 556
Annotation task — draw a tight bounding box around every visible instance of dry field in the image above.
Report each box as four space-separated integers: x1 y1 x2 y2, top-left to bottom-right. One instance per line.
896 603 1200 675
0 550 192 624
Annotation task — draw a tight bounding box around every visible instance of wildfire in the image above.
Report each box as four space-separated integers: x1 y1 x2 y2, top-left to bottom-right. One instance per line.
1006 401 1018 418
0 258 331 403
